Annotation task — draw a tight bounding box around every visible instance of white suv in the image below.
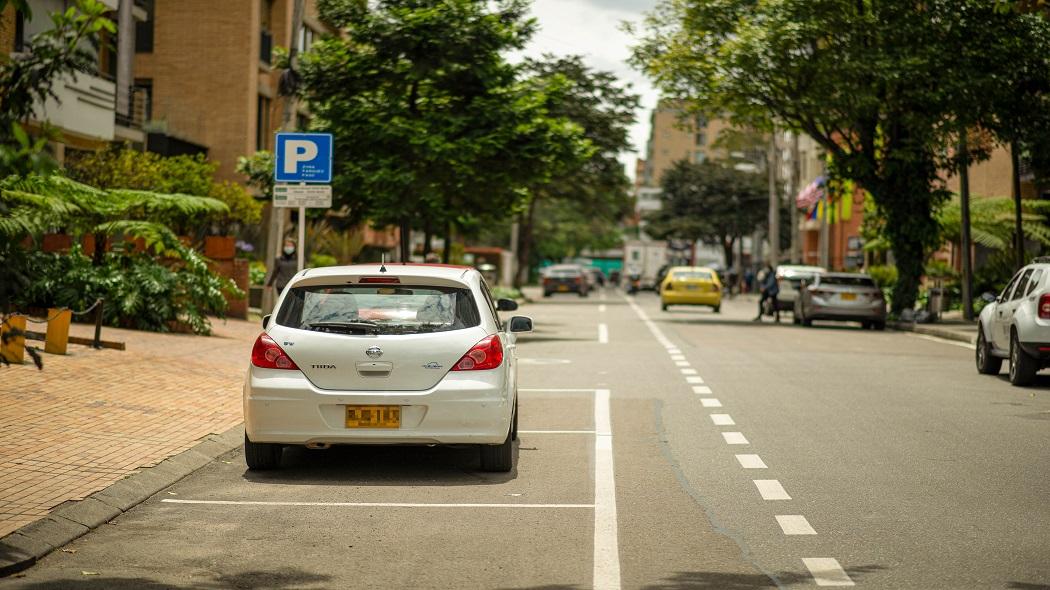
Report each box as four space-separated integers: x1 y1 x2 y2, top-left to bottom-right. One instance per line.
977 257 1050 386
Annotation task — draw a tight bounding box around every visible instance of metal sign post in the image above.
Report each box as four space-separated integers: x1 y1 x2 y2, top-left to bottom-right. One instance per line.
272 133 334 272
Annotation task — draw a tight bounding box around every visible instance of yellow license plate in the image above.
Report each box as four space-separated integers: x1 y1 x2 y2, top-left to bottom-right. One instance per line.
558 285 569 291
345 405 401 428
840 292 857 301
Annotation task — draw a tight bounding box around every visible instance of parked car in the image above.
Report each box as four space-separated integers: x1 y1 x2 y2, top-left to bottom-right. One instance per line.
542 264 590 297
775 265 827 312
244 264 533 472
795 272 887 329
976 257 1050 386
660 266 723 312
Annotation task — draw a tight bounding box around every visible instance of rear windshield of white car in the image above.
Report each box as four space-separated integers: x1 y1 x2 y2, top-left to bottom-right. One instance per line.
820 276 876 288
673 271 714 280
546 268 582 278
276 285 481 335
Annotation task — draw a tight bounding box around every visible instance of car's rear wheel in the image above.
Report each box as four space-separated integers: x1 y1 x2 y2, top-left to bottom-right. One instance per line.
872 321 885 331
713 304 720 313
975 325 1002 375
244 434 282 470
480 430 514 472
1009 330 1038 386
661 303 668 311
861 321 872 330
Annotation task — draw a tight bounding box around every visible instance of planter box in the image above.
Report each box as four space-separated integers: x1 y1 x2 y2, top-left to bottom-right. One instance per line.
207 258 250 320
42 234 73 253
204 236 236 260
82 234 111 256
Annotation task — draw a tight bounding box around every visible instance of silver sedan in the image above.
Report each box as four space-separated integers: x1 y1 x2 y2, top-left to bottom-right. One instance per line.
795 272 887 330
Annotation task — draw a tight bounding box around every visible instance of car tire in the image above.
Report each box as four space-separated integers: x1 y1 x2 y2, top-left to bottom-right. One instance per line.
661 303 668 311
1009 330 1038 386
872 321 886 331
792 314 800 325
244 434 282 470
543 291 552 298
580 291 589 298
480 430 514 472
975 325 1003 375
713 305 721 313
861 321 872 330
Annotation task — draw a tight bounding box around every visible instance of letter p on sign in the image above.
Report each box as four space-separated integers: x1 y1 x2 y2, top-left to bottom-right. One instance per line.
274 132 333 183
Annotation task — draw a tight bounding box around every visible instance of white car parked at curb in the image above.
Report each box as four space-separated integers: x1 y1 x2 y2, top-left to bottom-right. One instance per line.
976 257 1050 386
243 263 532 472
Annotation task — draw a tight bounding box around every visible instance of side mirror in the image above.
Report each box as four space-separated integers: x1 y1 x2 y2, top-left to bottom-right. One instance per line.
496 298 518 312
508 316 533 333
262 314 271 329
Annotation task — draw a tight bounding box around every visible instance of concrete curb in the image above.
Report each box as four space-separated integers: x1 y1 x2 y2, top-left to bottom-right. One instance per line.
889 321 977 345
0 424 243 577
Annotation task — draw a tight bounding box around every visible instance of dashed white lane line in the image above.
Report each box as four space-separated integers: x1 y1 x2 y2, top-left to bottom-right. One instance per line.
670 354 685 361
692 385 712 394
593 388 621 590
754 479 791 500
161 500 593 509
680 368 698 375
599 304 607 313
735 454 767 469
700 398 722 408
710 414 735 426
675 361 691 367
666 348 680 354
686 376 705 384
598 323 609 344
776 515 817 535
802 558 855 586
722 432 749 445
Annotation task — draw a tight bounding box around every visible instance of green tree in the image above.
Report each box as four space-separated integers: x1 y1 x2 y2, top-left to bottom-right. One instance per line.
299 0 587 262
630 0 1050 311
645 160 766 269
513 55 639 286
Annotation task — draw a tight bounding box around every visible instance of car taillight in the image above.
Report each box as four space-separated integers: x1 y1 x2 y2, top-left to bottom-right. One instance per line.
451 334 504 371
574 277 582 284
1039 294 1050 319
359 276 400 284
251 333 299 370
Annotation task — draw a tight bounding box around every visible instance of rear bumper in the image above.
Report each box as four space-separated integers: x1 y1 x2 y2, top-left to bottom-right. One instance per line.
543 282 584 294
662 291 721 306
1019 342 1050 360
806 303 886 322
244 367 513 446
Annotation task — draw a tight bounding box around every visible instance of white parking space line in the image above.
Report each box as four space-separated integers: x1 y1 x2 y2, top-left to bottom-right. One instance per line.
519 388 596 393
754 479 791 500
675 361 691 367
803 558 855 586
680 368 698 375
735 454 767 469
161 499 594 509
776 515 817 535
598 323 609 344
722 432 749 445
908 333 973 350
593 388 621 590
692 385 712 394
686 376 705 384
710 414 735 426
519 430 597 434
700 398 722 408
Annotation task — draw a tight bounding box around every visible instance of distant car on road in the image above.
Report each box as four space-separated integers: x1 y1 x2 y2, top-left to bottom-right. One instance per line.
660 266 723 312
775 265 827 312
795 272 886 329
244 264 532 472
976 258 1050 386
542 264 590 297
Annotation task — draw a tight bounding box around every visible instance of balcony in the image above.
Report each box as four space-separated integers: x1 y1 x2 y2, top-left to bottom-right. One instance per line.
32 72 115 142
114 86 151 129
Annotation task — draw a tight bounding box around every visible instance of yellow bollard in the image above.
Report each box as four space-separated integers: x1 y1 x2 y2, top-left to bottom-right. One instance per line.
45 308 72 355
1 315 27 365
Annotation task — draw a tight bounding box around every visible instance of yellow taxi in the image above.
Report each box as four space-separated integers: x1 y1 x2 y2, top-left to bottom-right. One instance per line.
660 266 722 312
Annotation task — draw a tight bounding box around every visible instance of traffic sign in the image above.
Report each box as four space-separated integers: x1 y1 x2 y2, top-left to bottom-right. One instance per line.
273 183 333 208
274 132 333 183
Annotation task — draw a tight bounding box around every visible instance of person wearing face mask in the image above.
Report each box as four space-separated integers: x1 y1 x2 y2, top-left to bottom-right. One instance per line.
265 239 299 296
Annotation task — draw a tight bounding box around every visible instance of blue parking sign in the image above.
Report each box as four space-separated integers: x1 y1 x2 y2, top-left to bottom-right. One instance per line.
274 132 333 183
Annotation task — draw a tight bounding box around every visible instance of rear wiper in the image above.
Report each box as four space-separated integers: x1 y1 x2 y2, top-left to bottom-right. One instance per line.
305 321 380 335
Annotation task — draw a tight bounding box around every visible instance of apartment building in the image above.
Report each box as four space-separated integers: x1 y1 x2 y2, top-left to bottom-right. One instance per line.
134 0 334 182
639 99 738 188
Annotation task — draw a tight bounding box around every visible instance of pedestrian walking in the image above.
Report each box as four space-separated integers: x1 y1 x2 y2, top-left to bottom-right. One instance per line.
754 264 780 322
265 239 299 297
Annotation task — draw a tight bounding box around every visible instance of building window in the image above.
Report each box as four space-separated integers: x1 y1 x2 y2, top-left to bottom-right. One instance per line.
694 151 706 164
133 78 152 121
260 0 273 64
135 0 154 53
298 25 315 53
256 95 272 151
695 132 706 146
14 9 25 51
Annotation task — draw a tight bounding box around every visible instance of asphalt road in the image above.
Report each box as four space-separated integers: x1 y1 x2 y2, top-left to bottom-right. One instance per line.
3 288 1049 589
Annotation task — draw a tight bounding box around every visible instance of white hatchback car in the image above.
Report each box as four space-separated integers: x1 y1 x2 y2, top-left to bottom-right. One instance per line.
977 257 1050 386
244 263 532 472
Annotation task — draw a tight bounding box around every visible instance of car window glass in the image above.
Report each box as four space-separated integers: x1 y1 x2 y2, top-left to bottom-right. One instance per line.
479 280 500 325
276 284 481 334
672 270 713 280
1011 269 1033 301
818 276 876 287
1001 273 1022 300
1025 269 1043 296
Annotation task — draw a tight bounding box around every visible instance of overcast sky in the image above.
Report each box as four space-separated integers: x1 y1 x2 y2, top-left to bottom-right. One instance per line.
515 0 661 181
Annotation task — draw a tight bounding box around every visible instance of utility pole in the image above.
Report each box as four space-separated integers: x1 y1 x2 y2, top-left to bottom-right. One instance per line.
115 0 134 122
274 0 305 269
1011 143 1025 270
959 132 974 321
767 130 780 266
789 134 801 264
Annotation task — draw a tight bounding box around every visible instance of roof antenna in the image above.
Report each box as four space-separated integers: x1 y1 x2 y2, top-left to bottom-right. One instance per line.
379 252 387 273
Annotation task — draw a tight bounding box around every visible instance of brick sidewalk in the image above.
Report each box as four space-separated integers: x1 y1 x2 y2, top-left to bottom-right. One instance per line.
0 317 259 537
